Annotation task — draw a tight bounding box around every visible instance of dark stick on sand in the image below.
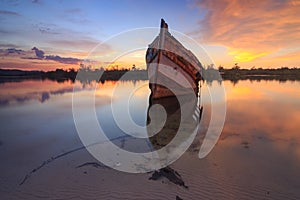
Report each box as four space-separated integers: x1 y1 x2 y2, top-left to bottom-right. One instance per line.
19 145 86 186
76 162 110 169
19 135 130 186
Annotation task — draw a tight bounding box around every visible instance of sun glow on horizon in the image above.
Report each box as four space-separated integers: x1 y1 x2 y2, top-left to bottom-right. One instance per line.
229 50 270 63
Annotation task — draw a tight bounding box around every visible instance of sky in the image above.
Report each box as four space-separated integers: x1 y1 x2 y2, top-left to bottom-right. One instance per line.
0 0 299 71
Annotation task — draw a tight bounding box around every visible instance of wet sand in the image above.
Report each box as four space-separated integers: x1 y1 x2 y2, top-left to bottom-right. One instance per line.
0 131 299 200
1 79 300 199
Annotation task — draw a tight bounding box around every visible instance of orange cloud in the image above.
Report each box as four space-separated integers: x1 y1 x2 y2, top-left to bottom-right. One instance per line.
195 0 300 65
228 49 269 62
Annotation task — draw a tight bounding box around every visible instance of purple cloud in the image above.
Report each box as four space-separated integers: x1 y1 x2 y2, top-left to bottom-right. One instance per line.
0 46 83 65
0 10 20 16
28 47 83 64
45 55 82 64
31 47 45 58
7 48 24 54
0 48 25 56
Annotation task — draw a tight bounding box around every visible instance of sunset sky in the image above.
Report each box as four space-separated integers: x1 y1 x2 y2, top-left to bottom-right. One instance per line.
0 0 299 71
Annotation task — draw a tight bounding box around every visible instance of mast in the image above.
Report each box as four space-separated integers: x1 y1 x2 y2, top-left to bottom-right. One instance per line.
153 19 168 92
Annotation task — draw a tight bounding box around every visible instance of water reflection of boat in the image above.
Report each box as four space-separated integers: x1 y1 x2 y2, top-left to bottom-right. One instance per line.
147 94 202 150
146 19 203 99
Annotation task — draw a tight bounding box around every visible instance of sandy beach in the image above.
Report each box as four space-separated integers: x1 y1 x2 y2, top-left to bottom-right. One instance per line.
1 133 300 200
1 79 300 199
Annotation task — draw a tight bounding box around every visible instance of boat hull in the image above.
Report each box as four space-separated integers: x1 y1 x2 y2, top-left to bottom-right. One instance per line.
148 62 199 99
146 19 202 99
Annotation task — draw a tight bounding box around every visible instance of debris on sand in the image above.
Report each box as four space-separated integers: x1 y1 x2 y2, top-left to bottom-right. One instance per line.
241 141 250 149
176 195 183 200
149 166 188 189
76 162 110 169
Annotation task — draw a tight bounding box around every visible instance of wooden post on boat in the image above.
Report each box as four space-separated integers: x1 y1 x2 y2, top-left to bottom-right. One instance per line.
153 19 168 93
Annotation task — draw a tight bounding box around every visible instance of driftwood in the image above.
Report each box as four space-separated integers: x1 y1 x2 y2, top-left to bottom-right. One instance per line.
19 135 130 186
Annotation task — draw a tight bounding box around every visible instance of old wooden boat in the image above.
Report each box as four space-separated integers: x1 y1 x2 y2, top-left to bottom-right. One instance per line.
146 19 203 99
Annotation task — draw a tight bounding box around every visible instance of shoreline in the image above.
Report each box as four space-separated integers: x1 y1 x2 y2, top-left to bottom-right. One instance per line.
1 68 300 84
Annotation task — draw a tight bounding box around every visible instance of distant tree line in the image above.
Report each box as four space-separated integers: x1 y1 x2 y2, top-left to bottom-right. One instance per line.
202 63 300 83
1 63 300 84
0 66 148 84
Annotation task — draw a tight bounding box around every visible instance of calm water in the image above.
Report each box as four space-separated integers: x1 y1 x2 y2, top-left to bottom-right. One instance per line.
0 79 300 199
